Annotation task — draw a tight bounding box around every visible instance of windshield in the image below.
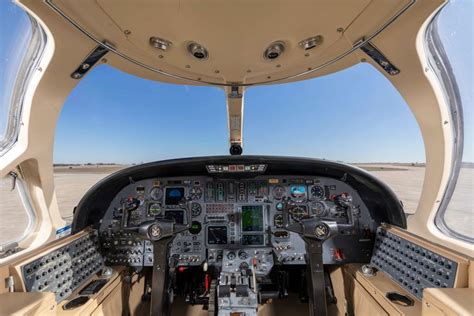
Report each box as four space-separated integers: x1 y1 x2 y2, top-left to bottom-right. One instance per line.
53 62 425 222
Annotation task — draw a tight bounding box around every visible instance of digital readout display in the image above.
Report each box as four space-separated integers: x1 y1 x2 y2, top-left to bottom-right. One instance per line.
207 226 228 244
164 210 184 224
242 234 264 246
241 205 264 232
165 187 185 205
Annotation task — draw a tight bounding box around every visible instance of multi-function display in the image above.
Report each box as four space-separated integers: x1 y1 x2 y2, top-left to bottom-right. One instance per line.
241 205 264 232
165 187 185 205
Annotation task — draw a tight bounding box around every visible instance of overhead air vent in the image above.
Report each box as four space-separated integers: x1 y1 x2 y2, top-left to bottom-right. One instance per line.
264 41 285 60
149 37 172 51
187 42 209 60
299 35 323 50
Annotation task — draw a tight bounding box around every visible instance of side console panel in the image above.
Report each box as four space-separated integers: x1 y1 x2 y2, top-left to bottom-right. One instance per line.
9 230 104 302
370 226 469 300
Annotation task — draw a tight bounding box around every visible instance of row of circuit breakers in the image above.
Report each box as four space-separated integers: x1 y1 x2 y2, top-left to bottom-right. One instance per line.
370 228 457 299
21 231 103 302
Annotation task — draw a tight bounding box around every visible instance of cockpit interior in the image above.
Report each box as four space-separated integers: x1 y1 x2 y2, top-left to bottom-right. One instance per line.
0 0 472 315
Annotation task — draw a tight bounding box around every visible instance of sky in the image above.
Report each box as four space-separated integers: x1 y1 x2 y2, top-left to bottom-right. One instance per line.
1 1 472 165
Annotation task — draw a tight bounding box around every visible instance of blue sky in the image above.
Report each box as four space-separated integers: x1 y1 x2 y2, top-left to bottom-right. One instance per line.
1 1 472 164
54 62 427 164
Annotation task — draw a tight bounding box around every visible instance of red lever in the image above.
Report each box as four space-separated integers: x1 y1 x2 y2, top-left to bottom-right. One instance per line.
204 274 210 291
334 248 344 261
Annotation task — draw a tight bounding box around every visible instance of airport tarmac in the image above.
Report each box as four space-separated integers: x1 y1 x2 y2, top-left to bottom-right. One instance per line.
1 165 472 246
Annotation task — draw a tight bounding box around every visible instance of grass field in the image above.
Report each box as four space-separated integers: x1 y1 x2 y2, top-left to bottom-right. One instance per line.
1 164 472 246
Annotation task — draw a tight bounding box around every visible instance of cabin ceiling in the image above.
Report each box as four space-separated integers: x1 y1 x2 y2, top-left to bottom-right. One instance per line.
43 0 411 85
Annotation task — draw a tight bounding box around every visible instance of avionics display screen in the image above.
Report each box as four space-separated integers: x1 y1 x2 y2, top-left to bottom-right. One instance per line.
241 205 264 232
165 187 185 205
207 226 228 244
164 210 184 224
242 234 264 246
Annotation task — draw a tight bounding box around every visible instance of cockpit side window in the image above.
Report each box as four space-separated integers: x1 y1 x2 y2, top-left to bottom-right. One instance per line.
0 172 36 255
0 1 46 155
429 0 473 241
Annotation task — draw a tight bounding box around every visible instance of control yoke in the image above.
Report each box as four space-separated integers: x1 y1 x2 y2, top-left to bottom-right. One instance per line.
282 198 338 316
128 198 192 316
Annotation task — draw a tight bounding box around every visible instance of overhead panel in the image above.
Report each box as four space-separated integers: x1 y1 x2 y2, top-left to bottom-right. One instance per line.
49 0 411 86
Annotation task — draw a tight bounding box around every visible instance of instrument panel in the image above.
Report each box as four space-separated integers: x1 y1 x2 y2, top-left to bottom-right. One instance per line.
99 175 377 268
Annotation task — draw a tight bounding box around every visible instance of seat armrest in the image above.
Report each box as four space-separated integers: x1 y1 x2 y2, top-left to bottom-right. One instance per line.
422 288 474 316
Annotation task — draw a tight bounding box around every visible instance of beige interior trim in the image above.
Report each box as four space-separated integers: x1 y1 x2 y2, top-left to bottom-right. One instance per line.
345 264 422 316
422 288 474 316
0 292 57 315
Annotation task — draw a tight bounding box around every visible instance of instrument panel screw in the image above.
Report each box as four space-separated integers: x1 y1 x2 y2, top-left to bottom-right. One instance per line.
124 30 131 35
337 27 344 33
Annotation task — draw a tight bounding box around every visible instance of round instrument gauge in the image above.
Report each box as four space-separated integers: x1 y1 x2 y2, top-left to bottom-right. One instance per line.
272 185 286 200
148 203 162 216
150 187 163 201
189 221 202 235
289 206 308 221
290 185 307 202
238 250 248 260
190 186 203 200
227 251 236 260
311 185 325 199
274 214 284 228
191 202 202 217
275 202 284 211
311 201 327 217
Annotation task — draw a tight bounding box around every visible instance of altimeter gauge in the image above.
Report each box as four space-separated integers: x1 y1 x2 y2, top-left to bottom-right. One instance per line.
311 201 327 217
191 202 202 217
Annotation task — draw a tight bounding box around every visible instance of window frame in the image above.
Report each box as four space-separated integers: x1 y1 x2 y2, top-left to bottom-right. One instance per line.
426 6 472 243
0 10 48 156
